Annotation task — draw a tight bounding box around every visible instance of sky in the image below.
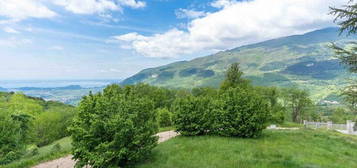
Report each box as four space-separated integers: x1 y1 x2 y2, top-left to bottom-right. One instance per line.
0 0 349 80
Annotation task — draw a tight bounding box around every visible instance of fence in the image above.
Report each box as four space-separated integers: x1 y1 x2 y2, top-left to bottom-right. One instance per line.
303 120 356 135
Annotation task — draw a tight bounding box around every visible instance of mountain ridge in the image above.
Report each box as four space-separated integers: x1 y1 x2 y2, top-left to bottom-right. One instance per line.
121 27 356 102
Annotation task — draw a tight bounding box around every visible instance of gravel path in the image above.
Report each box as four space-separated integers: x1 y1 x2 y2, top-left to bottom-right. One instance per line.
32 130 178 168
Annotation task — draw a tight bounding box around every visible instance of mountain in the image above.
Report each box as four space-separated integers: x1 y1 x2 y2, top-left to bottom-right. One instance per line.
121 27 356 102
7 85 104 105
15 85 83 91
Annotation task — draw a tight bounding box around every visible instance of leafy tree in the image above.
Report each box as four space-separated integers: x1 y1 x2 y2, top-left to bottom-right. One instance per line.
157 108 172 127
33 109 74 146
70 85 158 168
283 88 313 123
256 87 286 124
220 63 250 90
330 108 350 123
191 87 218 97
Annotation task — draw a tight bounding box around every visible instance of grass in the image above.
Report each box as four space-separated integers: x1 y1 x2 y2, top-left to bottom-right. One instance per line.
278 122 303 128
1 127 175 168
136 129 357 168
1 137 72 168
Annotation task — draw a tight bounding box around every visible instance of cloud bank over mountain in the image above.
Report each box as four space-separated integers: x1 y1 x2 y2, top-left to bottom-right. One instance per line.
114 0 348 58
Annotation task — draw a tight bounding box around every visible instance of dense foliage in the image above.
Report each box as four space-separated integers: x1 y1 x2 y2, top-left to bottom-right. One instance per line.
173 95 219 136
0 92 76 164
174 64 273 138
70 85 159 168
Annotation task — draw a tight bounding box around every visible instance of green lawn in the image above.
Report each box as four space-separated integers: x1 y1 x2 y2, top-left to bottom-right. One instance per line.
2 137 72 168
136 129 357 168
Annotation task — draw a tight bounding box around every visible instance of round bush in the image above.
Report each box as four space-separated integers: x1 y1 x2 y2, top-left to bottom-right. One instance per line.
217 88 269 137
173 96 219 136
70 85 159 168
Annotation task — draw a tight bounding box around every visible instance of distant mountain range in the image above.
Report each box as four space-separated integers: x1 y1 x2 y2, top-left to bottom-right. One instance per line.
121 27 356 102
0 80 121 105
13 85 83 91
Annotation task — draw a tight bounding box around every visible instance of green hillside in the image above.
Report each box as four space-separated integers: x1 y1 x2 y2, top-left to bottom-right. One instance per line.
0 92 76 165
121 28 356 102
136 130 357 168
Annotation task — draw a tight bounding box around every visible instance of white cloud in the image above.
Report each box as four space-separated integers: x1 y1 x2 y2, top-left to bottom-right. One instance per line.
114 0 348 58
117 0 146 8
175 9 206 19
53 0 120 14
113 32 147 41
0 0 57 21
53 0 145 14
3 27 20 34
211 0 237 8
0 0 146 22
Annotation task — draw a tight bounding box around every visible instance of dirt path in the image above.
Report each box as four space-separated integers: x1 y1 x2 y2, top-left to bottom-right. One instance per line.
32 130 178 168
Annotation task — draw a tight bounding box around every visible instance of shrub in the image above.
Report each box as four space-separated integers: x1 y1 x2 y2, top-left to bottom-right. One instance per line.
173 96 220 136
217 88 269 137
157 108 172 127
51 143 61 153
0 151 22 165
70 85 159 168
30 147 39 156
0 114 25 164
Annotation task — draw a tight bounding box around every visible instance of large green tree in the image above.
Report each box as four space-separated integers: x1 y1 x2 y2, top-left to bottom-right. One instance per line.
283 88 313 123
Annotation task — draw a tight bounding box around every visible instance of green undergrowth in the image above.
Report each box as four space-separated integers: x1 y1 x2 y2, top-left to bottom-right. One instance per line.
1 137 72 168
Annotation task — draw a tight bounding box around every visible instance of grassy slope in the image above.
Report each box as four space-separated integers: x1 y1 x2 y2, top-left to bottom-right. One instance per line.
136 129 357 168
1 127 175 168
1 137 72 168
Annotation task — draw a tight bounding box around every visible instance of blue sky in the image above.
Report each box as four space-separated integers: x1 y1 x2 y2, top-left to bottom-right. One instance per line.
0 0 348 80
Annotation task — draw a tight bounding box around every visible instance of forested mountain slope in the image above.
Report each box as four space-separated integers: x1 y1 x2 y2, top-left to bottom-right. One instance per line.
122 27 356 102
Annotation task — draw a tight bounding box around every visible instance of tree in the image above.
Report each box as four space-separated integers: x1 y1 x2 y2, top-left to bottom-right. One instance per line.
220 63 250 90
157 108 172 127
283 88 313 123
340 83 357 114
70 85 158 168
256 87 286 124
330 107 350 123
331 0 357 114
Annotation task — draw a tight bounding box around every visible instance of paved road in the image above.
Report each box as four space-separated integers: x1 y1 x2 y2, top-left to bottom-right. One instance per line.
32 131 178 168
